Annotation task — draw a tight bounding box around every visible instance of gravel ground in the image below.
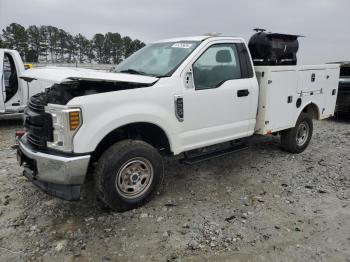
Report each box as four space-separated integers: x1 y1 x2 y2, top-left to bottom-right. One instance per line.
0 116 349 262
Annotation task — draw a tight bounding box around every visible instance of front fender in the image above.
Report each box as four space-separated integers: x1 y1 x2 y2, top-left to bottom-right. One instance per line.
72 102 177 153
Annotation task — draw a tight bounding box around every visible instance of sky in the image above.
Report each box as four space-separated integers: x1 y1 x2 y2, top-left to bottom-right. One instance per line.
0 0 349 64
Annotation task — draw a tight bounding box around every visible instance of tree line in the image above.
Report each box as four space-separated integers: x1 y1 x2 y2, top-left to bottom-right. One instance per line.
0 23 145 64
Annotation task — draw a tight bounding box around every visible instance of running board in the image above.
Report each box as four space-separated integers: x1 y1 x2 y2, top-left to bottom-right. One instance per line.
0 113 23 120
181 143 248 165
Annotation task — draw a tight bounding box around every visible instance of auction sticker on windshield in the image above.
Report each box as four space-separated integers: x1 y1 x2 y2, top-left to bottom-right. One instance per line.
172 43 193 49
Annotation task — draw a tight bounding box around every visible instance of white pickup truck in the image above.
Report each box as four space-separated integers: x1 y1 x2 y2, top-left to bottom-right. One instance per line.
0 49 53 119
0 49 98 119
16 34 339 211
0 49 30 118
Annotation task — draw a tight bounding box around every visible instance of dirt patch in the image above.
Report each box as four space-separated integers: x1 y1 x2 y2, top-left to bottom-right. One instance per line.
0 117 349 262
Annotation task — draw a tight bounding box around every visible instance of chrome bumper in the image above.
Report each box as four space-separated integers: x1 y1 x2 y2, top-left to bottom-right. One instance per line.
17 137 90 185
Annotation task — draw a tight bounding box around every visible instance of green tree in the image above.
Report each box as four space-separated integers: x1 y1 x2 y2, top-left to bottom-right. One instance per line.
65 33 76 63
0 35 4 48
1 22 146 64
56 29 70 63
2 23 28 60
46 25 60 63
122 36 133 59
26 25 44 62
102 32 114 63
132 39 145 52
86 40 95 63
110 32 123 64
38 26 49 63
74 34 90 63
92 33 105 63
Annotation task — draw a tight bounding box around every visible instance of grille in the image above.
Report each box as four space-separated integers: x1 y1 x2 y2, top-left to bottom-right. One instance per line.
25 94 53 149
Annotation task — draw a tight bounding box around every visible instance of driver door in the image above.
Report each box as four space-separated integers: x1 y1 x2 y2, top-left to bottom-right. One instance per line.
0 50 5 113
179 42 256 151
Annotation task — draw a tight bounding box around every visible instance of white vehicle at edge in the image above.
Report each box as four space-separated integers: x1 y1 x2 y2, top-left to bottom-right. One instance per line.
0 48 101 119
0 49 29 117
16 34 340 211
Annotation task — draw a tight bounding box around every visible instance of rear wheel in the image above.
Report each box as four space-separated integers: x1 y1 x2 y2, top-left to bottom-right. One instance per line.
280 115 313 153
95 140 164 211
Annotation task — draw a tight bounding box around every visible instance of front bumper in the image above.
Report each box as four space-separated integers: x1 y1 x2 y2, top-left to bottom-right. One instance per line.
17 136 91 200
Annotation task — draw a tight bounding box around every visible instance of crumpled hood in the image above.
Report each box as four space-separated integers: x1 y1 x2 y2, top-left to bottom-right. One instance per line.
20 66 159 85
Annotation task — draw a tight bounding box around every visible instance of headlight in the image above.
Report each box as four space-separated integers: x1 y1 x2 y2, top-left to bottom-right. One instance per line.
45 104 82 152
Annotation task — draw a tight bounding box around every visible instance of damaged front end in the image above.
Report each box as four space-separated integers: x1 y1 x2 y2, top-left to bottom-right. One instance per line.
25 78 157 150
18 72 158 200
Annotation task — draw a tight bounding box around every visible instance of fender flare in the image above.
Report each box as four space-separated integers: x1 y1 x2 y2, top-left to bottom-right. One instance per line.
294 102 320 126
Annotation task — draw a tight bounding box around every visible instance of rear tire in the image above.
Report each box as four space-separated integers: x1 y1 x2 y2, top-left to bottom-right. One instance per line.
280 115 313 153
95 140 164 212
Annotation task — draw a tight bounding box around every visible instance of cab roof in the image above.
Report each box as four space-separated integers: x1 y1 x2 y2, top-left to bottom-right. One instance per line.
153 35 244 43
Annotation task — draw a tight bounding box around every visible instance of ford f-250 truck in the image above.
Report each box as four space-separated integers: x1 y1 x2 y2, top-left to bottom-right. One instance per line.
16 33 340 211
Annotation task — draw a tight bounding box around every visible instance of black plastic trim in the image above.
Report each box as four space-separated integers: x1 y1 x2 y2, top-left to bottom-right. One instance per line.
237 43 254 79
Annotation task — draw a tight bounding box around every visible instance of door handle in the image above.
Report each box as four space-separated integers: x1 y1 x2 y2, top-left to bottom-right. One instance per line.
237 89 250 97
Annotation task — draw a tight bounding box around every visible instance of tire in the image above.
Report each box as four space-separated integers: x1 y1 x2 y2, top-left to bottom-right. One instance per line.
95 140 164 212
280 115 313 153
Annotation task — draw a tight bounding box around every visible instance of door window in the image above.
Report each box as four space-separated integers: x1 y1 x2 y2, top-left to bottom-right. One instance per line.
193 44 241 90
3 54 18 102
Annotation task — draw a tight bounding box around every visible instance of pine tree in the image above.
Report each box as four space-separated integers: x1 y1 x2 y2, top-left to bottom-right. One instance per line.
57 29 69 63
122 36 133 59
110 33 123 64
65 33 76 63
39 26 49 63
132 39 146 52
75 34 90 63
0 36 4 48
2 23 28 60
26 25 42 62
1 23 146 64
86 40 95 63
92 33 105 63
46 26 60 63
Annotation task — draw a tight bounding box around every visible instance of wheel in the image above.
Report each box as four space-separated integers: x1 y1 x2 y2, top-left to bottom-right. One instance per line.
95 140 164 211
280 115 313 153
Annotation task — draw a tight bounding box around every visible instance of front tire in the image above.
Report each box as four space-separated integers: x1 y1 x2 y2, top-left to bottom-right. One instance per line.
95 140 164 212
280 116 313 153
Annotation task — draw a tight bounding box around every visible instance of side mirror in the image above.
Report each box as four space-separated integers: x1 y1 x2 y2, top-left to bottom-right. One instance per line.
184 68 194 89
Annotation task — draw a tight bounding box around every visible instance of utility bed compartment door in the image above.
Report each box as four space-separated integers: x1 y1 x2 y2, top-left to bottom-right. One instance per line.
322 68 339 117
255 67 299 134
266 70 297 131
297 69 324 94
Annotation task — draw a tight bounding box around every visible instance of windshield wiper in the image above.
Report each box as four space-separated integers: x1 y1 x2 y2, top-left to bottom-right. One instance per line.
119 69 147 76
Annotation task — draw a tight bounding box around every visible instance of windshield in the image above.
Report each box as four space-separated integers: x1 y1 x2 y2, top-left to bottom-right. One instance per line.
115 41 200 77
